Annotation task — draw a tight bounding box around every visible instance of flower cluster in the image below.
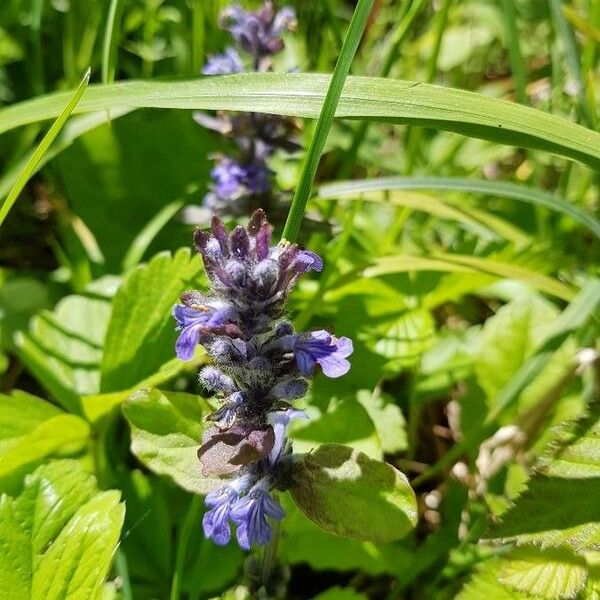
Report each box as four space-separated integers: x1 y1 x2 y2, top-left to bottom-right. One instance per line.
173 210 353 549
194 2 299 216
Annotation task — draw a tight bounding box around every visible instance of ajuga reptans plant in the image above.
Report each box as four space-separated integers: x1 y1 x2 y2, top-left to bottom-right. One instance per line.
192 2 300 217
172 210 353 549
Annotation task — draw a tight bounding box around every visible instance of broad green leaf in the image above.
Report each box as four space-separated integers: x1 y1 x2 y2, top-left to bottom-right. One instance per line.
279 495 406 576
369 308 435 370
318 177 600 240
0 391 89 494
291 397 382 458
100 248 203 392
82 356 199 423
14 294 112 412
32 490 124 599
474 294 575 415
498 546 588 599
1 74 599 169
0 460 124 600
290 444 417 542
356 389 408 454
123 388 219 494
486 412 600 551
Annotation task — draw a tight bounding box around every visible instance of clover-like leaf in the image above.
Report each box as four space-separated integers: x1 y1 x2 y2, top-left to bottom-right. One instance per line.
0 460 124 600
289 443 417 543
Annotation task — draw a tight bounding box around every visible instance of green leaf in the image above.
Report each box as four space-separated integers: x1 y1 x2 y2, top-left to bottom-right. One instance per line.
498 546 588 600
0 68 89 228
0 460 124 600
356 389 408 454
474 294 575 415
0 390 90 494
291 397 382 459
123 388 219 494
14 294 112 412
486 412 600 551
369 308 436 370
279 495 405 576
100 248 202 392
1 73 599 169
290 444 417 543
457 557 546 600
318 176 600 240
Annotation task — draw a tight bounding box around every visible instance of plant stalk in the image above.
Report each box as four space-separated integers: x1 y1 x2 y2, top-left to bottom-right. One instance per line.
281 0 374 243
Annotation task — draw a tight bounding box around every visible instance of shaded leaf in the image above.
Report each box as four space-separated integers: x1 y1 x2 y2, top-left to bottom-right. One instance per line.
290 444 417 542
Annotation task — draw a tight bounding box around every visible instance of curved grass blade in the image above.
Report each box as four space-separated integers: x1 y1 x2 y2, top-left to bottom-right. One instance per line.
333 252 576 302
318 176 600 239
121 199 184 271
0 74 599 170
282 0 374 242
0 68 90 228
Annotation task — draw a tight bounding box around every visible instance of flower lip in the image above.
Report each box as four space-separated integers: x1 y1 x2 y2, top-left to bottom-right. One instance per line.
292 330 354 378
230 477 285 549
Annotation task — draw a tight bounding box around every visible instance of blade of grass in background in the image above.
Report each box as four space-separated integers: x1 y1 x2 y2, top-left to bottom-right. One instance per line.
102 0 124 85
339 0 430 180
549 0 594 128
281 0 374 242
318 176 600 239
0 69 90 229
500 0 527 104
1 74 599 170
121 200 184 271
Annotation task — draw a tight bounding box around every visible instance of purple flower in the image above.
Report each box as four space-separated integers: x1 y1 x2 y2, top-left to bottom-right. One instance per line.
230 478 285 549
220 3 296 59
172 301 235 361
293 330 353 378
294 250 324 273
203 476 251 545
203 47 244 75
209 157 272 203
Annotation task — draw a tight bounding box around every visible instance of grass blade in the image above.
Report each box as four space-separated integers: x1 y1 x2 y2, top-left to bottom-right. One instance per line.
334 252 577 302
282 0 374 242
318 176 600 239
500 0 527 103
102 0 124 85
121 200 184 271
549 0 594 127
1 74 599 170
0 68 90 228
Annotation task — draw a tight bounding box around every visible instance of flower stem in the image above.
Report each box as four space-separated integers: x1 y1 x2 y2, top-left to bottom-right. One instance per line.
259 516 281 590
281 0 374 244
